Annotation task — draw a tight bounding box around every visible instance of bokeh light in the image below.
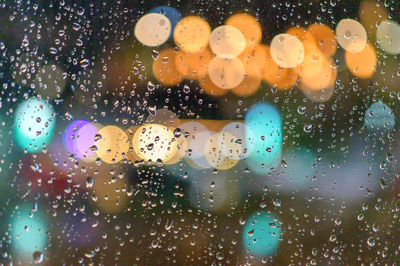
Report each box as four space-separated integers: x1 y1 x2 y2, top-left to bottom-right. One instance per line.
174 47 213 80
307 24 337 57
270 33 304 68
153 48 184 86
364 102 395 132
335 19 367 53
376 20 400 55
198 75 229 97
226 13 262 51
345 42 376 79
14 98 56 153
219 122 253 160
209 25 246 59
245 103 282 175
204 132 238 170
95 125 129 164
74 122 101 162
300 53 336 91
10 204 48 262
134 13 171 47
242 211 281 257
174 16 211 54
132 123 176 163
149 6 181 39
208 57 245 89
63 119 89 156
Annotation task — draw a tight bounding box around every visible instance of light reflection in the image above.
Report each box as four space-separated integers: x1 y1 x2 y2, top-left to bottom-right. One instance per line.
134 13 171 47
242 211 281 257
209 25 246 59
376 20 400 55
14 98 56 153
336 19 367 53
174 16 211 54
345 42 377 79
245 102 282 175
270 33 304 68
226 13 262 51
364 102 395 132
95 125 129 164
208 57 245 89
10 204 48 262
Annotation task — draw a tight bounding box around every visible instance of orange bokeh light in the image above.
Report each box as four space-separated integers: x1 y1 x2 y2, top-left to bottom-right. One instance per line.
174 47 213 80
307 24 337 57
174 16 211 54
226 13 262 51
345 43 377 79
153 48 184 86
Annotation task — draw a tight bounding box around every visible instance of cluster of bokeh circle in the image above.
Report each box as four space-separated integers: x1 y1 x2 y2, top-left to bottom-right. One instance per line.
134 6 400 101
10 4 400 260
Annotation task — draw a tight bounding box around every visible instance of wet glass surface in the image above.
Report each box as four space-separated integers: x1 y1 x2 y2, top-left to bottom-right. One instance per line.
1 0 400 264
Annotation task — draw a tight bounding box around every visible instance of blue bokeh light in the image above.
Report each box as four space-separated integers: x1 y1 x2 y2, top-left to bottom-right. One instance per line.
364 102 395 132
242 211 281 257
245 102 282 175
14 98 56 153
10 204 48 261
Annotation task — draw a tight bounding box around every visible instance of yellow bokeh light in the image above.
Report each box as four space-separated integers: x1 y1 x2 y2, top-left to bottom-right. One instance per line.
226 13 262 50
174 16 211 54
376 20 400 55
209 25 246 59
164 128 187 165
133 123 177 163
299 48 325 85
134 13 171 47
345 43 377 79
204 133 238 170
208 57 245 89
336 19 367 53
96 125 129 164
300 55 336 91
152 48 184 86
218 122 250 160
125 126 141 163
270 33 304 68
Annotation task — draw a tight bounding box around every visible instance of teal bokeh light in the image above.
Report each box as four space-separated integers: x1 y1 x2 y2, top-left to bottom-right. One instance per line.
14 98 56 153
242 211 281 257
245 102 282 174
364 102 395 132
10 204 48 261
